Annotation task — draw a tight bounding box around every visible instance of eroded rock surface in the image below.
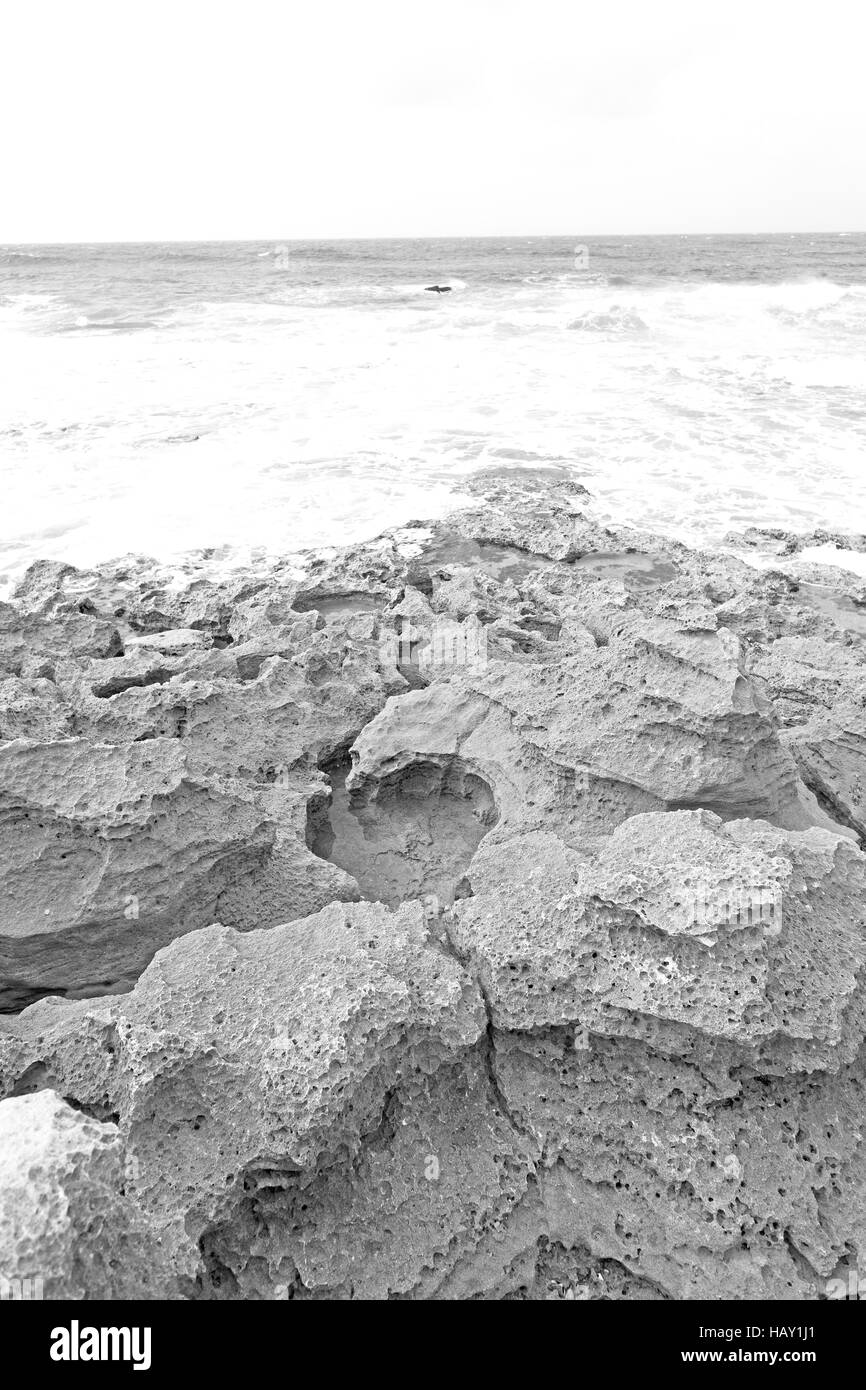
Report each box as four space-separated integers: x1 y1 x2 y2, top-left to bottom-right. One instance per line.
0 737 274 1008
1 471 864 1299
309 755 498 907
0 1090 169 1299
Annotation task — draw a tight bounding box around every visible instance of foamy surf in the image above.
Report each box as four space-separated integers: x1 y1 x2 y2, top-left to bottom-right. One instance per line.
1 235 865 586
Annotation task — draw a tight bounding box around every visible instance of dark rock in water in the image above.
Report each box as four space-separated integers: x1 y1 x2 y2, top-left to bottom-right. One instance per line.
1 474 865 1298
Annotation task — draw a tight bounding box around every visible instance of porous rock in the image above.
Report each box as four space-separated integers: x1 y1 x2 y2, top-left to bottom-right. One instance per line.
0 1089 170 1299
1 473 865 1300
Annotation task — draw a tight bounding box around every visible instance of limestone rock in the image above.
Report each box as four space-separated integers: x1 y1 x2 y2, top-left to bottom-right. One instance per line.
784 704 866 843
490 1040 864 1299
0 1089 171 1299
451 812 866 1071
0 737 274 1007
0 474 865 1300
0 902 497 1291
348 617 825 855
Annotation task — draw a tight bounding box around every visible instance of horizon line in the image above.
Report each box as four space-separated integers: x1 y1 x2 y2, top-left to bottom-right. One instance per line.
3 229 864 247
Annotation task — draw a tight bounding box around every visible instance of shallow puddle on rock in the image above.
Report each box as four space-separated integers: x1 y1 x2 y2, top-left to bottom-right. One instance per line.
307 756 498 908
798 584 866 640
568 551 678 589
421 537 677 591
421 536 552 583
291 591 378 619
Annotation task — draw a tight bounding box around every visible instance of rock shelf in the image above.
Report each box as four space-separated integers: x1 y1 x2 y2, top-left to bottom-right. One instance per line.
1 470 864 1299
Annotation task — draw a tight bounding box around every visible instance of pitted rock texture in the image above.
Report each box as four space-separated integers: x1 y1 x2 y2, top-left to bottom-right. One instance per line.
0 1089 169 1299
309 755 498 907
348 620 831 855
450 812 866 1065
0 470 865 1298
0 901 508 1294
0 736 274 1009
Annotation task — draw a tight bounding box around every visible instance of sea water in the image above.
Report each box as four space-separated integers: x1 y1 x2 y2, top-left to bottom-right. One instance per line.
1 234 864 590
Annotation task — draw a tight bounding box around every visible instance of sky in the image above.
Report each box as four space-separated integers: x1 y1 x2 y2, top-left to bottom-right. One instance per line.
2 0 864 241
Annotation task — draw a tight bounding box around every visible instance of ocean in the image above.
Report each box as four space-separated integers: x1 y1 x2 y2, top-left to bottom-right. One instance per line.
1 234 864 590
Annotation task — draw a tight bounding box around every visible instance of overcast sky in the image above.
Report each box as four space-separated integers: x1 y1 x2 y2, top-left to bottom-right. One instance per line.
3 0 864 241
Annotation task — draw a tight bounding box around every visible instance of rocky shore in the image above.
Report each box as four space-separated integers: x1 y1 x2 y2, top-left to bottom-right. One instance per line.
1 470 864 1300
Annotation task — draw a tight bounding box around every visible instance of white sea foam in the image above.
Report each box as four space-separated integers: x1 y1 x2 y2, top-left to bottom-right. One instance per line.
1 258 865 587
800 545 866 578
